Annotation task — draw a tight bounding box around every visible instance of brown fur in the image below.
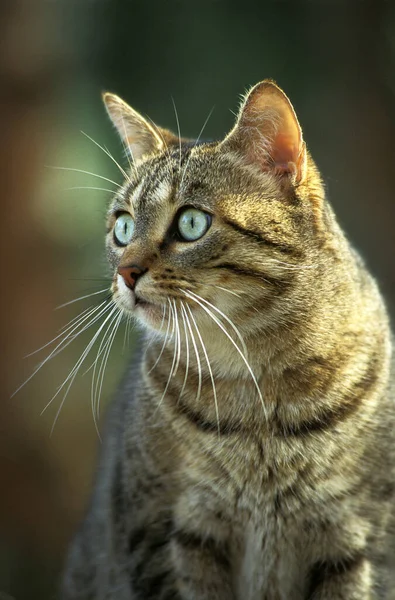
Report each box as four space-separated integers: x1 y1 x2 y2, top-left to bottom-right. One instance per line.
62 81 395 600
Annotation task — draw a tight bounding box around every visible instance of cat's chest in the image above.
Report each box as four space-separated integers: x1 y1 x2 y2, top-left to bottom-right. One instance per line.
234 516 307 600
177 430 316 598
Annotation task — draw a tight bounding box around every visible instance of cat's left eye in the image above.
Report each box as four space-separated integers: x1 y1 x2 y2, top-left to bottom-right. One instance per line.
114 213 135 246
177 208 211 242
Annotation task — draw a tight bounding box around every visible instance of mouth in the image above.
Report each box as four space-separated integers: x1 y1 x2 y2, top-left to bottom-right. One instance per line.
134 295 149 308
133 294 164 324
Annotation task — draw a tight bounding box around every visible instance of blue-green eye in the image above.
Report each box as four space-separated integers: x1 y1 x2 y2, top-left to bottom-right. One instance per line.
177 208 211 242
114 213 135 246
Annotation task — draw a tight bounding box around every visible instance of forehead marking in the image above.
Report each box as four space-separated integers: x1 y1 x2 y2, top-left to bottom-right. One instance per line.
129 179 145 205
152 179 172 204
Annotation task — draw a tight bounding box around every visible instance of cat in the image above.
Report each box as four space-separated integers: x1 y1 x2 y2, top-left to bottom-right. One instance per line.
61 80 395 600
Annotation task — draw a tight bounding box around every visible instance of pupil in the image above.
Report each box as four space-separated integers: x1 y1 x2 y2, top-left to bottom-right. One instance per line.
124 223 127 234
190 216 194 229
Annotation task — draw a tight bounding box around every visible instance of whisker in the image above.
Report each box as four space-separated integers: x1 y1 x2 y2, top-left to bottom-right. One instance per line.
68 278 111 282
64 186 117 194
180 302 202 404
185 289 248 357
123 313 133 353
121 114 137 175
197 282 251 298
147 305 171 374
179 301 190 400
59 304 98 331
89 309 121 437
81 131 132 184
179 105 214 190
56 288 109 310
155 298 178 411
95 310 123 424
47 165 121 189
212 285 244 298
90 307 121 415
146 115 174 178
171 96 182 171
48 303 113 363
186 304 220 435
265 258 318 270
143 306 166 358
45 305 118 434
183 290 266 419
49 307 118 438
13 301 111 392
172 299 182 377
26 303 99 357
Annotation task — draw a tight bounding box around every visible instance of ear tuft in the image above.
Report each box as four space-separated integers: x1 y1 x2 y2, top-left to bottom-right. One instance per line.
102 92 164 161
222 80 306 184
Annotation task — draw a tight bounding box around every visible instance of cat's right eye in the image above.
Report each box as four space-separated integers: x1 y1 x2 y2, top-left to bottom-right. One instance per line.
114 213 135 246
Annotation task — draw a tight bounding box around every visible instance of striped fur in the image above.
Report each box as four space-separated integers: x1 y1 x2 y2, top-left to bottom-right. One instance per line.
62 81 395 599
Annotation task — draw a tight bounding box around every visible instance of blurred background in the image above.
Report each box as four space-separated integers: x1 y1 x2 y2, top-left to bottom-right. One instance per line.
1 0 395 598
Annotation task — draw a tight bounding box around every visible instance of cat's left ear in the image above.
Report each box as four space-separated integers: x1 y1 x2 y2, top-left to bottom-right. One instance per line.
222 80 307 184
103 92 166 161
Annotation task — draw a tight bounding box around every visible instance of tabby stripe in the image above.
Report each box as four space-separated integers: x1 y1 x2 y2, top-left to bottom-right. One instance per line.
172 529 230 570
129 527 147 552
278 354 379 437
222 216 298 255
142 571 173 597
211 262 291 293
172 397 242 435
129 519 172 555
308 552 366 595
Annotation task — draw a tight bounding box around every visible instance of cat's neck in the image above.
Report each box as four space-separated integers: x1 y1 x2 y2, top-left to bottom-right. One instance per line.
142 252 390 436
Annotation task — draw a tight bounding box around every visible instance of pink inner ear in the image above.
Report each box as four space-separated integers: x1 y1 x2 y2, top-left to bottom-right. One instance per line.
227 81 306 182
271 132 298 168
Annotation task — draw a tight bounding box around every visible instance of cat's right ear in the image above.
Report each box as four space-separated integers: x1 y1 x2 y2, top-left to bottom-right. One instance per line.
221 80 307 184
102 93 164 161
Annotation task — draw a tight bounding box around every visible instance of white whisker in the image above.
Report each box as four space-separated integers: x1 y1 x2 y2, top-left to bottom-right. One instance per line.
145 115 174 178
90 308 121 429
48 165 121 189
186 304 220 435
95 310 123 424
45 305 119 435
155 298 178 410
48 303 112 363
121 115 137 175
172 299 182 377
183 290 266 419
123 313 134 354
186 289 248 356
180 303 202 404
81 131 132 184
179 105 214 190
171 96 182 171
56 288 109 310
147 305 171 374
13 301 111 394
26 303 98 358
64 186 117 194
179 301 190 400
259 258 318 271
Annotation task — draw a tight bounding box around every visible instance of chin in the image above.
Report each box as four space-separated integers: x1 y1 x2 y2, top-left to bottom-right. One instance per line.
134 301 167 331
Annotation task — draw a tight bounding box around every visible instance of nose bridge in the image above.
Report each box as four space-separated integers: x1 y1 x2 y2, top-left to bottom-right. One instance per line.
118 239 158 271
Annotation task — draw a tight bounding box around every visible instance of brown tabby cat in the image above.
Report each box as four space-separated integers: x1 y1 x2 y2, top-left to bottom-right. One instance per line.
61 80 395 600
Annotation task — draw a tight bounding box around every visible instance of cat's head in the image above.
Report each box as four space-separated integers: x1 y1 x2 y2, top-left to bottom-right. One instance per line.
103 81 326 357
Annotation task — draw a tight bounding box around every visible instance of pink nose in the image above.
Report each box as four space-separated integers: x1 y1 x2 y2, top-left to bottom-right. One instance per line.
117 265 147 290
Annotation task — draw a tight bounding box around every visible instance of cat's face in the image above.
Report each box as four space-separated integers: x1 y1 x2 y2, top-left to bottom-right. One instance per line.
105 82 325 356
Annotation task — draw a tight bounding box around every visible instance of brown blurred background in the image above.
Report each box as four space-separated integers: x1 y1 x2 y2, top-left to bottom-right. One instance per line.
0 1 394 598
